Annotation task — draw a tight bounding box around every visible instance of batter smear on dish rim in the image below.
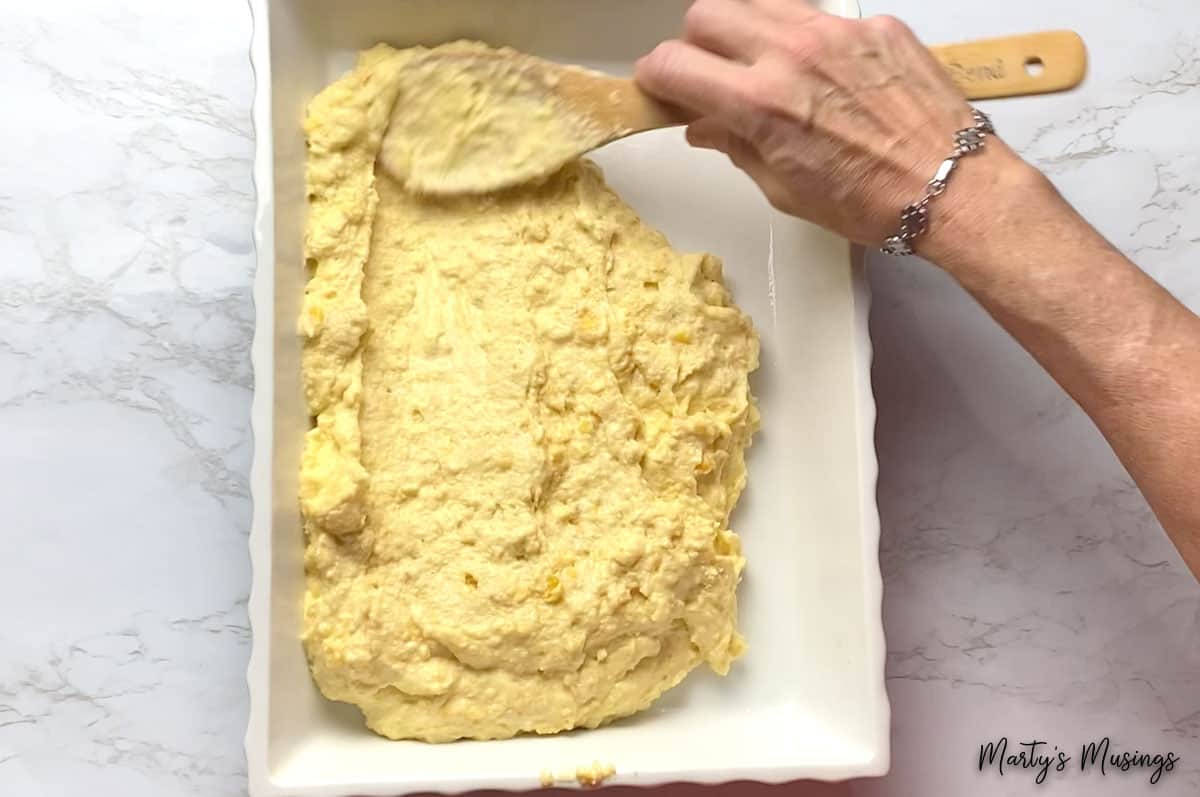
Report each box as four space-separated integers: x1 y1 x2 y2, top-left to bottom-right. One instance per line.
298 42 760 742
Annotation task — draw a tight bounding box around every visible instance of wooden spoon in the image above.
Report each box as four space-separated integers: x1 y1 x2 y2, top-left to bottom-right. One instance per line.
380 30 1086 194
543 30 1089 133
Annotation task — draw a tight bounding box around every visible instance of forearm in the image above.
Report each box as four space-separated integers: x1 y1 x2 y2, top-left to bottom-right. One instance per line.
632 1 1199 576
924 144 1200 577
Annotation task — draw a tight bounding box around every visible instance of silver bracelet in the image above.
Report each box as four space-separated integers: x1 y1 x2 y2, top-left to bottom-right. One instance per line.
880 108 995 256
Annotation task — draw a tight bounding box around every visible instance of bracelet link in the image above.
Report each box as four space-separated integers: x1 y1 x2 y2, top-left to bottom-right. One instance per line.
880 235 910 257
926 157 958 196
881 108 993 257
898 202 928 238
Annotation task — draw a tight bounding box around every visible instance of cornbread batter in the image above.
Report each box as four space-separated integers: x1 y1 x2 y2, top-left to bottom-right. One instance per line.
377 40 603 194
299 43 760 742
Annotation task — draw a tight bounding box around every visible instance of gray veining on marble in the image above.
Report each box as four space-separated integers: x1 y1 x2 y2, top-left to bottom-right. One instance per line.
0 0 1195 795
0 2 254 795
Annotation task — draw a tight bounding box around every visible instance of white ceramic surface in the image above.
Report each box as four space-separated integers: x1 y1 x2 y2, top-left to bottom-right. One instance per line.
2 1 1198 796
245 1 886 794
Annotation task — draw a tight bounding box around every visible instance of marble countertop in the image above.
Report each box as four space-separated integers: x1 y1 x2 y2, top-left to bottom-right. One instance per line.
0 1 1195 795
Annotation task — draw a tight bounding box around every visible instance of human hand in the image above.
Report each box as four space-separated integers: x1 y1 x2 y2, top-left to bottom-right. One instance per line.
634 0 1030 250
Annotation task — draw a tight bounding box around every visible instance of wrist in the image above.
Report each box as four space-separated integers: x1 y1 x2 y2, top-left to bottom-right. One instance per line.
916 141 1062 277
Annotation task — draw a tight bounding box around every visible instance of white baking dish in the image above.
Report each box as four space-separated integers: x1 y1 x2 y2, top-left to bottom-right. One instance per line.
246 1 887 794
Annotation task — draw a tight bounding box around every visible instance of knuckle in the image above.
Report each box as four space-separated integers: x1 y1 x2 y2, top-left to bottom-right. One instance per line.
741 113 778 147
760 182 795 215
736 74 785 118
762 191 786 212
643 40 684 80
779 28 824 65
725 139 754 168
748 106 788 145
866 14 911 40
682 0 714 35
646 39 678 67
811 13 852 38
743 108 792 153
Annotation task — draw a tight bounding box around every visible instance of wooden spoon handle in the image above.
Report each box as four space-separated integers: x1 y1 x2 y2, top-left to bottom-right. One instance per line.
556 68 681 134
583 29 1086 139
928 30 1087 100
